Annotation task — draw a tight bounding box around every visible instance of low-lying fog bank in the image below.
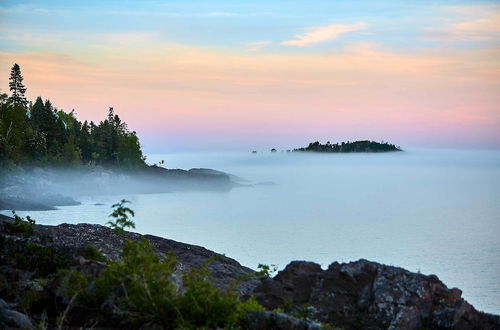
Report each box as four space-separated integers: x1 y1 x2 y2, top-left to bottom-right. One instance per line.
0 165 240 211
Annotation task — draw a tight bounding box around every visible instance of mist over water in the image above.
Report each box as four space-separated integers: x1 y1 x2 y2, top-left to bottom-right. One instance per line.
4 148 500 314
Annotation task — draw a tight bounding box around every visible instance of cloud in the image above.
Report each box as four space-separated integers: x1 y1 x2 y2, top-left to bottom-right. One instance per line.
281 22 367 47
245 41 272 51
196 12 237 17
424 7 500 42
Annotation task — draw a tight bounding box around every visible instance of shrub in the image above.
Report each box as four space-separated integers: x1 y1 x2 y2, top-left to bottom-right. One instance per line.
257 263 277 277
83 245 107 262
95 238 179 326
7 210 36 236
106 199 135 234
94 238 263 328
177 261 263 329
12 241 72 277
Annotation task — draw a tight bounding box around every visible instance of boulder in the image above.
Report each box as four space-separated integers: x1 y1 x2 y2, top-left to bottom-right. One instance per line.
253 260 500 329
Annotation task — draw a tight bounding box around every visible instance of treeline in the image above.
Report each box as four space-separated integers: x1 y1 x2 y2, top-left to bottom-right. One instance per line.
0 64 145 168
294 140 402 153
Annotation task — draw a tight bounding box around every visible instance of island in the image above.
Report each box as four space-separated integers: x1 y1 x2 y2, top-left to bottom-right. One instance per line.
294 140 402 153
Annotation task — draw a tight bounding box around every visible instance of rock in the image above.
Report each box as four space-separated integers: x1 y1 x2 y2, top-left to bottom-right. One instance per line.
253 259 500 329
244 310 323 330
0 299 33 329
0 165 242 211
0 195 56 210
0 215 258 294
0 186 81 211
0 214 260 329
254 181 279 186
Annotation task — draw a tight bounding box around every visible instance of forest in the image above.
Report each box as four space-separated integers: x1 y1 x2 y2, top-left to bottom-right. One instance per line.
0 64 146 169
294 140 402 153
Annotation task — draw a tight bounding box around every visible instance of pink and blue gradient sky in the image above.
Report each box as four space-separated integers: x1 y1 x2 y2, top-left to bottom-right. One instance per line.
1 0 500 151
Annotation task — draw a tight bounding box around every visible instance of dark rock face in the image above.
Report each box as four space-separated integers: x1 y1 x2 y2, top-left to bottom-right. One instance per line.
244 310 323 330
0 214 260 328
0 215 257 294
0 299 33 329
253 260 500 329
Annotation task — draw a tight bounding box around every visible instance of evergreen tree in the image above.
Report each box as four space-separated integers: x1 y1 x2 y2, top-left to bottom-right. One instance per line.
9 64 28 107
2 64 146 167
30 97 45 131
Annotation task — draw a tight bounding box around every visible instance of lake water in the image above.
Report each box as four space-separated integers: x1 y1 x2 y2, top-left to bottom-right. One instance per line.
4 148 500 314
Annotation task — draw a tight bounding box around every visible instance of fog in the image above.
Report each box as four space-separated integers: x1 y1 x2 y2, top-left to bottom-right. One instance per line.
1 148 500 314
0 164 237 211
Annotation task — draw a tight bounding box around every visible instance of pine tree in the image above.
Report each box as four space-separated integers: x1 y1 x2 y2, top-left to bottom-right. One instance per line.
9 64 28 107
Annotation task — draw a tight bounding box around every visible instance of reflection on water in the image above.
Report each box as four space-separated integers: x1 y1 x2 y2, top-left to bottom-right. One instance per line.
4 148 500 314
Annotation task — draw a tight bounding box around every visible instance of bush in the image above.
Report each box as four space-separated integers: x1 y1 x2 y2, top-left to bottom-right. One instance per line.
94 238 263 329
95 238 178 326
106 199 135 234
177 261 263 329
6 210 36 236
83 245 107 262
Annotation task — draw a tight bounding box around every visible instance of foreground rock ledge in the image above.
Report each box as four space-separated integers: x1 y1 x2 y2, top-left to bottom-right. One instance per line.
254 260 499 329
1 215 498 329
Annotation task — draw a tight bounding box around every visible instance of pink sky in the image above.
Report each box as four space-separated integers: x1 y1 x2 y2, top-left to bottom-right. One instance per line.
1 2 499 151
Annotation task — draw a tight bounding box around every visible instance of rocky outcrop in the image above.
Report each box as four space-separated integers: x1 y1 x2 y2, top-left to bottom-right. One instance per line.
0 189 80 211
1 215 498 329
253 260 500 329
0 214 256 293
0 299 33 329
0 214 260 328
244 311 323 330
0 165 239 211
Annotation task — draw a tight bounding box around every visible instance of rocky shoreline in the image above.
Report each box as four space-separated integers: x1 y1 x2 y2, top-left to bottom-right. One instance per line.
0 166 241 211
1 214 498 329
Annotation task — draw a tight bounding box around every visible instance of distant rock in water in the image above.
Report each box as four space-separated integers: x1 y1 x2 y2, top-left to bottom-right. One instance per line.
189 168 249 184
294 140 402 153
254 181 279 186
0 186 80 211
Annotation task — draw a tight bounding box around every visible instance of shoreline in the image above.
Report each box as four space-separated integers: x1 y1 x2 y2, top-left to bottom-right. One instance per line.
1 214 498 329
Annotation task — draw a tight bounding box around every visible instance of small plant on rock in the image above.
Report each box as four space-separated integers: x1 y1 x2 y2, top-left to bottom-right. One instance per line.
8 210 36 236
83 245 107 262
106 199 135 234
257 263 278 277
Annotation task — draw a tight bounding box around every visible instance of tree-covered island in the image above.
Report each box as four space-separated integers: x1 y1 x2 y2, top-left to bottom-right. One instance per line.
293 140 402 153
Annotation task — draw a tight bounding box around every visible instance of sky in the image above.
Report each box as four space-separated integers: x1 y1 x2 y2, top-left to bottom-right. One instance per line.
1 0 500 152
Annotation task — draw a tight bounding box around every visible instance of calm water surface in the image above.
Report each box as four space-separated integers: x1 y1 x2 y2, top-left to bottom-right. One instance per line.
4 148 500 314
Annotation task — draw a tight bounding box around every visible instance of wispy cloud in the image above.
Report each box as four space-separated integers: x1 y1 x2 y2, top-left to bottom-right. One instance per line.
282 22 367 47
245 41 272 51
424 6 500 41
98 10 271 18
